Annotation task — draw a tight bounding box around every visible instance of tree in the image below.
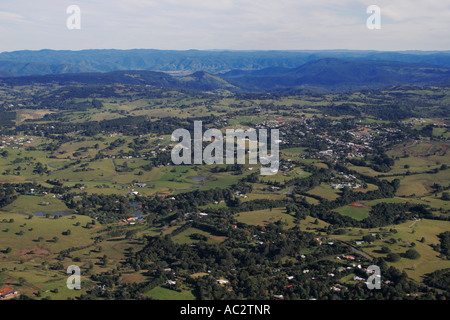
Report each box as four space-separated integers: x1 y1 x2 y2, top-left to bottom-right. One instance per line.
404 249 420 260
363 234 376 243
387 253 401 262
125 230 137 240
380 246 391 254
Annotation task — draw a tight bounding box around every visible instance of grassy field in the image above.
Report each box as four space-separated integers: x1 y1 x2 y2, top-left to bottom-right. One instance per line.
0 212 97 257
240 192 286 202
333 205 371 221
347 165 380 177
0 209 155 299
146 285 196 300
333 198 412 221
0 211 100 299
332 219 450 282
1 195 73 215
406 195 450 212
235 207 296 229
171 227 228 244
307 183 340 201
388 170 450 197
298 216 330 233
302 195 321 205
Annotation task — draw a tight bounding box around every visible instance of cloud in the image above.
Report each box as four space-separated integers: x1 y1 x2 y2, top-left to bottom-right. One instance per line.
0 0 448 51
0 10 28 24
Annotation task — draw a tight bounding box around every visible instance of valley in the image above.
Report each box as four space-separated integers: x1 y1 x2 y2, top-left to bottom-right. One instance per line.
0 78 449 301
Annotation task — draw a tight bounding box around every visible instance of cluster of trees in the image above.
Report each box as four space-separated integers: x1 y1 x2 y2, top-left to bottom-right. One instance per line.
65 192 133 224
79 225 448 300
423 268 450 291
435 231 450 258
0 184 17 208
0 111 16 126
33 162 49 175
211 164 245 174
348 153 395 173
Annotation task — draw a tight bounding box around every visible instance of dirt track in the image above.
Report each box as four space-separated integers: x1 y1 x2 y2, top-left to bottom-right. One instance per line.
19 248 50 255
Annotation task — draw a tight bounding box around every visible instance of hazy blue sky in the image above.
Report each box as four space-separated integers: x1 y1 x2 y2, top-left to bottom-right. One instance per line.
0 0 449 52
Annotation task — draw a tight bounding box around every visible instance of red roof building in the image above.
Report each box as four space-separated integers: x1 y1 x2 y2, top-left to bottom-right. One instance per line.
0 286 18 300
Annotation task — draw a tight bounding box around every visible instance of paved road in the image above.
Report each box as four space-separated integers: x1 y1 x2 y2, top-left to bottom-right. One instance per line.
329 237 374 261
348 245 373 261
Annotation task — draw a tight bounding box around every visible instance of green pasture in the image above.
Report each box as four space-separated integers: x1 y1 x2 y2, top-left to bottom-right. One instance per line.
235 207 296 229
1 195 72 215
171 227 227 245
307 183 340 201
146 286 196 300
332 219 450 282
0 212 96 256
333 205 371 221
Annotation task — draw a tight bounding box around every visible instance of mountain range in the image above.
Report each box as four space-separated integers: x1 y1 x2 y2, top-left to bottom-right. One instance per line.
0 49 449 92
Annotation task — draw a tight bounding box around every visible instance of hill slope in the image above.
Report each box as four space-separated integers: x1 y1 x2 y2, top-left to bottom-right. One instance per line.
1 59 449 93
1 49 450 77
222 59 450 91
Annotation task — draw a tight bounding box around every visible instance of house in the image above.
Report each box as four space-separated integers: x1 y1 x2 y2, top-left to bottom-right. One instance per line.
166 280 177 286
319 150 333 156
216 279 229 285
126 217 144 224
331 286 341 292
135 183 147 188
0 286 18 300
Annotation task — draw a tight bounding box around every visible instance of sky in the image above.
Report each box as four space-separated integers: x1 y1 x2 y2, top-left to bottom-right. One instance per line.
0 0 449 52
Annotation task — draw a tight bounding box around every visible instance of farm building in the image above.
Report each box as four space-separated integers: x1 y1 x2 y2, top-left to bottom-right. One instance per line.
126 216 144 224
0 286 19 300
